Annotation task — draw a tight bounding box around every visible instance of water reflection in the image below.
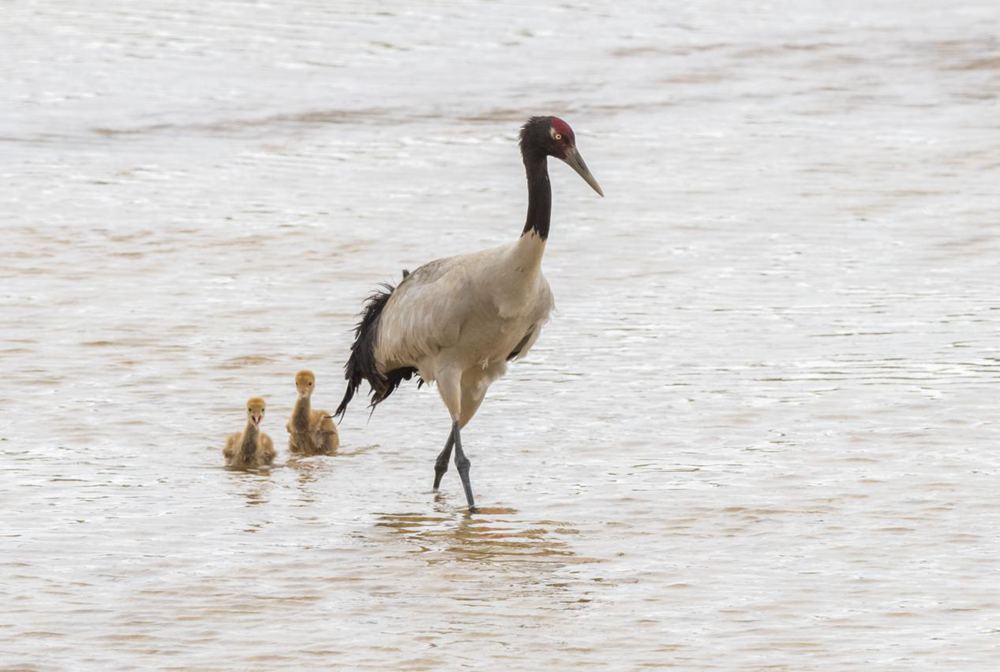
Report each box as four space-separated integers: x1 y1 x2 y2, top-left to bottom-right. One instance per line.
285 455 334 507
225 469 275 534
332 443 379 459
374 508 586 567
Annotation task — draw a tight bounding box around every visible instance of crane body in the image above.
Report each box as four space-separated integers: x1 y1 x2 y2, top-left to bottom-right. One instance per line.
336 116 602 511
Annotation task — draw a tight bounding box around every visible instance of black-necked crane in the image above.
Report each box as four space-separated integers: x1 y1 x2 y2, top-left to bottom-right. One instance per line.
335 116 603 512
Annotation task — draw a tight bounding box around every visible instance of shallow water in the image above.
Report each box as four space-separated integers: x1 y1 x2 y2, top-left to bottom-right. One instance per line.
3 1 1000 669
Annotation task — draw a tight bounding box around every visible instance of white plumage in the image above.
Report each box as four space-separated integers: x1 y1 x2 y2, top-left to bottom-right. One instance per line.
336 115 602 511
376 236 554 427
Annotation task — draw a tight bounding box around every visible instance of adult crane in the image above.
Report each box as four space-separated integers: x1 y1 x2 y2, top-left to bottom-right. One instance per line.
335 116 603 512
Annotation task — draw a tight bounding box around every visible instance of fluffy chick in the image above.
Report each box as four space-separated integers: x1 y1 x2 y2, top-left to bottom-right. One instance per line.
286 370 339 455
224 396 276 468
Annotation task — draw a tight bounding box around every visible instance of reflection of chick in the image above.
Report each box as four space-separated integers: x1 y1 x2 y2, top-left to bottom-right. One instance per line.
286 370 339 455
223 397 276 468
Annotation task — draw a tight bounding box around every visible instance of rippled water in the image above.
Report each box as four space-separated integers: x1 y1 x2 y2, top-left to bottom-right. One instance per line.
3 1 1000 669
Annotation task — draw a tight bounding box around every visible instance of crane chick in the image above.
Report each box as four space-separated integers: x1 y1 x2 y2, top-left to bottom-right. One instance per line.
223 397 276 469
286 370 339 455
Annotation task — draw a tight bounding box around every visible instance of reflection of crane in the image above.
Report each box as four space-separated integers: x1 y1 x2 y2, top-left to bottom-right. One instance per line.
336 116 603 512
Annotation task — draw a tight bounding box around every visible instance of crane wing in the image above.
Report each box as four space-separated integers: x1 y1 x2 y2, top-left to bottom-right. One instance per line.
506 275 553 361
375 255 472 369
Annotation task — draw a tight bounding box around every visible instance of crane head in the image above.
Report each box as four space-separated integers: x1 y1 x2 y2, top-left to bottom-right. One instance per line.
520 116 603 197
246 397 266 427
294 370 316 398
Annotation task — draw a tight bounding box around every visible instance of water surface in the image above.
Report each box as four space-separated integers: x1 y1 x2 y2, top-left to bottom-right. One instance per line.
3 1 1000 669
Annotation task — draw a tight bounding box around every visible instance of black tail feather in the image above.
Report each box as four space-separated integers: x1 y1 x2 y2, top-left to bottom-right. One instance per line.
335 282 421 420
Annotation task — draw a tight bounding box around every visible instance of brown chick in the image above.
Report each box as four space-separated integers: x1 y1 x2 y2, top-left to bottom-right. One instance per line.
223 396 276 468
286 370 339 455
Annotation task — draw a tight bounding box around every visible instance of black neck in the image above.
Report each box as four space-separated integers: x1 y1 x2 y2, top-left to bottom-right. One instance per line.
521 154 551 240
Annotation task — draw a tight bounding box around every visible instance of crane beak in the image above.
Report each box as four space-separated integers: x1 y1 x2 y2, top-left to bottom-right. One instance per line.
561 146 604 197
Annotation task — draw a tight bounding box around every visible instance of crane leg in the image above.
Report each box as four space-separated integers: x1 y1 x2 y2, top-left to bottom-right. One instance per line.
451 421 477 513
432 367 476 511
433 425 455 490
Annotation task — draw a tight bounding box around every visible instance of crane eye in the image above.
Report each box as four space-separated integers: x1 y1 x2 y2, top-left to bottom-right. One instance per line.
554 133 562 140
